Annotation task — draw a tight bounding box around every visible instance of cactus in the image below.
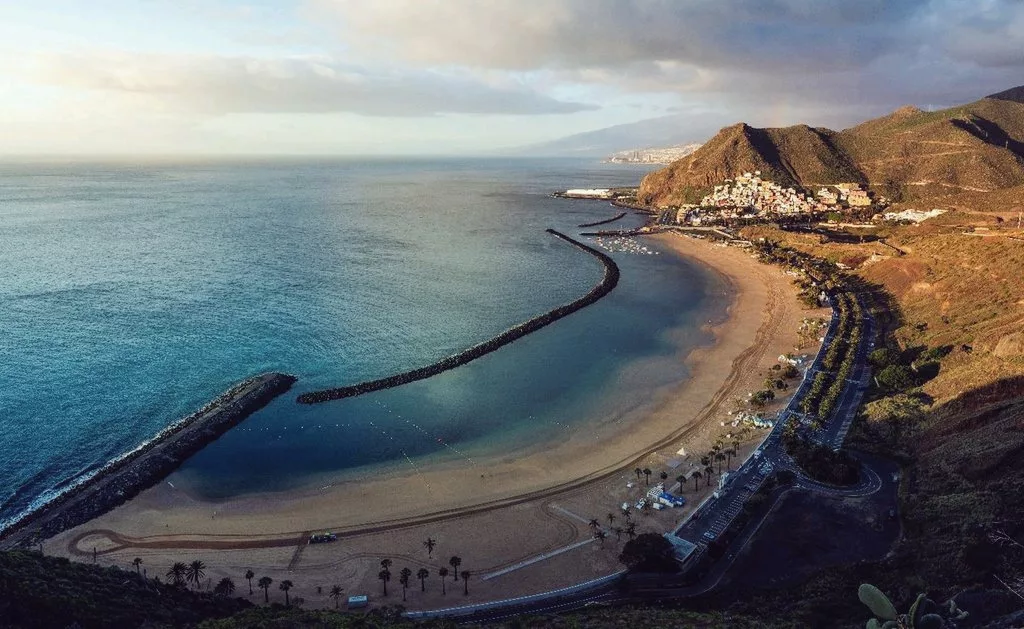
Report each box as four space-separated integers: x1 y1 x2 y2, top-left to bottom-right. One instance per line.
858 584 968 629
859 584 898 620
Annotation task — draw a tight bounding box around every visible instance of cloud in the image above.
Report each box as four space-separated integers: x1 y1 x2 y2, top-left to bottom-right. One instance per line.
312 0 1024 118
24 51 597 117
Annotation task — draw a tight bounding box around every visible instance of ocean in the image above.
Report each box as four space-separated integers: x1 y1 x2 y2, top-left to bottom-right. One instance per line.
0 157 728 527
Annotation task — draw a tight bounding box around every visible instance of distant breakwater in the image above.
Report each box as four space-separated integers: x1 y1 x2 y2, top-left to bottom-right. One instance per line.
0 373 297 548
297 229 620 404
577 212 627 228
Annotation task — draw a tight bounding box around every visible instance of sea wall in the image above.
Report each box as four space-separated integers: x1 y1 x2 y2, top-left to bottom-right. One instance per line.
577 211 627 228
298 229 619 404
0 373 297 549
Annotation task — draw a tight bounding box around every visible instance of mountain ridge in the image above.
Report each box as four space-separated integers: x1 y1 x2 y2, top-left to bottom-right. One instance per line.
639 86 1024 206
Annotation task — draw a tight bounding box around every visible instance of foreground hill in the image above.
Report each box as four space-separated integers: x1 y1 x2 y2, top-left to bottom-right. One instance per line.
639 86 1024 206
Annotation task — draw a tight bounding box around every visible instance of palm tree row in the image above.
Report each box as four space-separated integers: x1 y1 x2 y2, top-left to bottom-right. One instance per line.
378 555 472 598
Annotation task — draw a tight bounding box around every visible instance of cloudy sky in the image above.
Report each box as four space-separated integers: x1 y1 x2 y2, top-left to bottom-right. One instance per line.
1 0 1022 155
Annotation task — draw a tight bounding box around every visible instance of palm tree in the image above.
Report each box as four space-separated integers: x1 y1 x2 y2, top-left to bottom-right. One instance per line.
423 537 437 557
279 579 293 606
705 464 715 487
725 447 736 470
438 567 449 595
186 560 206 590
659 471 668 483
715 451 726 475
634 467 642 481
606 513 616 527
380 558 392 571
244 569 255 595
642 467 652 485
692 470 703 491
625 522 637 540
675 474 686 493
620 504 632 521
258 576 273 603
329 585 344 608
612 526 623 541
378 568 391 596
132 557 142 574
461 570 471 595
448 556 462 582
166 562 187 587
399 568 412 601
214 577 235 597
417 568 430 592
594 530 607 546
588 518 600 531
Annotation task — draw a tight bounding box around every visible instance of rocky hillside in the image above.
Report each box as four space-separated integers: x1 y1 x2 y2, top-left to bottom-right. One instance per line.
639 86 1024 206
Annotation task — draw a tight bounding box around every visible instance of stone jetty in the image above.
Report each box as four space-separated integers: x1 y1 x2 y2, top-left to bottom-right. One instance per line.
297 229 619 404
577 211 627 228
0 372 297 549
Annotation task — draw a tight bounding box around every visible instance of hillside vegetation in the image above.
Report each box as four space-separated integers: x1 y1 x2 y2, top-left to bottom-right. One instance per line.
640 86 1024 206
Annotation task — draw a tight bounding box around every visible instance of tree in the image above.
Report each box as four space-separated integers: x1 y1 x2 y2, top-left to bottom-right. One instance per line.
244 569 255 595
612 526 624 541
588 518 600 531
877 364 915 392
417 568 430 592
634 467 642 481
675 474 686 493
186 560 206 590
214 577 235 597
380 558 392 571
715 451 726 475
258 576 273 603
279 579 293 606
642 467 652 485
692 470 702 491
606 513 616 527
725 447 737 471
594 530 607 546
423 537 437 557
618 533 679 573
166 562 187 588
868 347 899 368
658 471 668 483
448 556 462 581
132 557 142 575
705 464 715 487
438 568 449 595
399 568 411 602
625 522 637 540
329 585 344 608
621 505 632 521
461 570 471 596
378 569 391 596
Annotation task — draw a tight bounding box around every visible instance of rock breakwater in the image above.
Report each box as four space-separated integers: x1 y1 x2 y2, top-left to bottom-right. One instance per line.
0 373 297 549
297 229 619 404
577 211 627 228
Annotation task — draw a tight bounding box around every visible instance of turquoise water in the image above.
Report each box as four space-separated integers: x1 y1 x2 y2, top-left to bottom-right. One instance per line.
0 157 727 523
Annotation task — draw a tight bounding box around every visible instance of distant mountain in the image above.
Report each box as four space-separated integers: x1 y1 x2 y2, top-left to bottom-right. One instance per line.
511 114 713 158
639 86 1024 206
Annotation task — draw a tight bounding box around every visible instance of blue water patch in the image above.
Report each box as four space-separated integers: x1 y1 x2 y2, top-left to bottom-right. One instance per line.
0 158 726 518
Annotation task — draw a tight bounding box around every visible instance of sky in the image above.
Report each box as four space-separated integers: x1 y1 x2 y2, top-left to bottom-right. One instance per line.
1 0 1022 155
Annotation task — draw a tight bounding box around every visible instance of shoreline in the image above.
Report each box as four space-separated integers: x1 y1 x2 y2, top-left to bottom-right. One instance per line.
0 373 297 549
46 230 805 545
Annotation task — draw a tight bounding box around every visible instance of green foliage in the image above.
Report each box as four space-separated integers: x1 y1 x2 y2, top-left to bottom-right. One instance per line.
877 364 915 392
618 533 679 573
868 347 900 368
858 584 898 620
0 550 250 629
858 584 969 629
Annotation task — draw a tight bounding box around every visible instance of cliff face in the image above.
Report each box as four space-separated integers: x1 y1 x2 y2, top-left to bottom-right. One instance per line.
639 86 1024 206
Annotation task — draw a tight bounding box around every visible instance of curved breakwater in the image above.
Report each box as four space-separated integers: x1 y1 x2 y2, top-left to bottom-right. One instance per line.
0 373 297 548
577 211 628 228
297 229 620 404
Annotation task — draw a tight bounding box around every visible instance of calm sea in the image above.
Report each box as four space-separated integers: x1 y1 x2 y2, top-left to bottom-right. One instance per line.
0 157 727 526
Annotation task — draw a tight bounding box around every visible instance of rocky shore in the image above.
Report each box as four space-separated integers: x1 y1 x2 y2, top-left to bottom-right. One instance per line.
0 373 297 549
297 229 619 404
577 211 627 228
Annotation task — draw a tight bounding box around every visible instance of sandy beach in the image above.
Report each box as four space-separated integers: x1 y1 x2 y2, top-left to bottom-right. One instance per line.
48 231 822 608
